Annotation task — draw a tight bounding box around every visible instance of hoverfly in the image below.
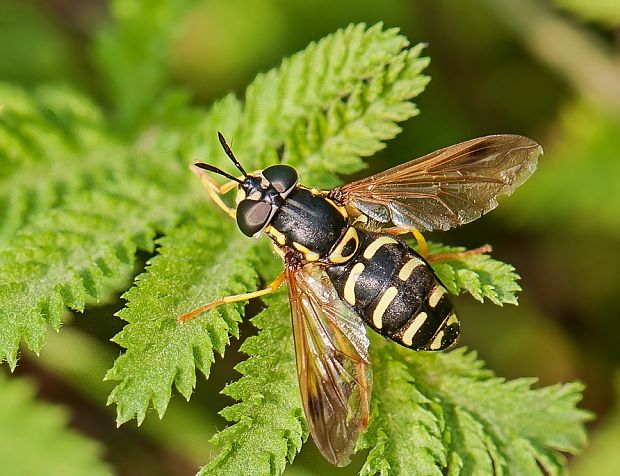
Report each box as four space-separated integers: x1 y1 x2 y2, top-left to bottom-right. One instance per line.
179 132 541 466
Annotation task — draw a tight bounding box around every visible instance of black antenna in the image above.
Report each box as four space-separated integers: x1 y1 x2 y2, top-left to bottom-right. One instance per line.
217 131 247 176
194 162 243 184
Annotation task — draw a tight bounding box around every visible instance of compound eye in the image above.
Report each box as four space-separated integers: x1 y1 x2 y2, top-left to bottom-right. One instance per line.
262 165 298 195
236 199 273 237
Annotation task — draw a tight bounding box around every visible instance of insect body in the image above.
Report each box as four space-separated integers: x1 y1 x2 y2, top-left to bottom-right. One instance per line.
326 230 458 351
182 132 542 466
265 186 457 351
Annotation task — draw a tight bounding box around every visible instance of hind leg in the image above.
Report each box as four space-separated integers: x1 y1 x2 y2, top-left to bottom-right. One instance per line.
383 226 491 262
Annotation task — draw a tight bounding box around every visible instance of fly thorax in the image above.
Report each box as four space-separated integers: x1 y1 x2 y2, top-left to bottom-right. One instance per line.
270 188 348 262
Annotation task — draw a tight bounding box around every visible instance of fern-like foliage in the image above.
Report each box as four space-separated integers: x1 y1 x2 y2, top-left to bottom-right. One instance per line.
428 242 521 305
106 206 262 424
0 83 113 242
0 21 589 476
0 166 193 368
359 342 589 475
0 372 110 475
200 294 306 476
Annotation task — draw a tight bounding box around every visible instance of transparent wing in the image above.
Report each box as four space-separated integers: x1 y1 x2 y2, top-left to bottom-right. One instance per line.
287 263 372 467
337 134 542 231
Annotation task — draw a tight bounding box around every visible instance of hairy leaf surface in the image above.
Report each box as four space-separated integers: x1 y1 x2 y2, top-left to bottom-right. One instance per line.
360 343 590 475
201 294 306 476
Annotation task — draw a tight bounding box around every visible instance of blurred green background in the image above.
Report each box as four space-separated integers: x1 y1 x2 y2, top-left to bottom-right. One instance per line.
1 0 619 474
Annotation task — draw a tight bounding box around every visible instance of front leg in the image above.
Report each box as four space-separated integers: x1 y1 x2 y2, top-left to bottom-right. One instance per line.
192 163 239 218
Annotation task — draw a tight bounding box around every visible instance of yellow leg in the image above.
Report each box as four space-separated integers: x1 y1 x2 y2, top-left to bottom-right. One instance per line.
192 165 238 218
383 226 491 262
384 227 429 260
191 163 262 219
357 360 371 428
177 271 287 323
427 244 492 263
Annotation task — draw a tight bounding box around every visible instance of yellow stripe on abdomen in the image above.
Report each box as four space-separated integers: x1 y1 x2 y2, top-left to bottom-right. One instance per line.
428 285 446 308
401 312 428 346
372 286 398 329
344 262 365 305
363 236 398 260
398 256 424 281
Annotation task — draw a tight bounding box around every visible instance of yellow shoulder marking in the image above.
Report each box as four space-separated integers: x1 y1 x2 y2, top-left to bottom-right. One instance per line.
324 197 348 219
265 225 286 246
328 227 359 264
292 242 320 262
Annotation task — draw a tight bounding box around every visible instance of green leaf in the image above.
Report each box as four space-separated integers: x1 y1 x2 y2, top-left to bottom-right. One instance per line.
0 372 110 476
106 206 261 425
358 345 446 476
239 23 417 152
427 242 522 305
284 42 429 188
0 83 113 242
361 342 590 475
0 171 190 369
200 293 306 476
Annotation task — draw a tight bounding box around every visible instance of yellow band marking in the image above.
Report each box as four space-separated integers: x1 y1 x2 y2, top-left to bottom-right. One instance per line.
446 313 458 326
402 312 428 346
430 331 445 350
429 285 446 308
398 256 424 281
372 286 398 329
325 197 348 219
363 236 398 260
328 227 359 264
292 242 320 262
266 225 286 246
344 263 365 305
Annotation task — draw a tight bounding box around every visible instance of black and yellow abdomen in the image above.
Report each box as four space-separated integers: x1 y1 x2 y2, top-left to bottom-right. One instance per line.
326 231 459 351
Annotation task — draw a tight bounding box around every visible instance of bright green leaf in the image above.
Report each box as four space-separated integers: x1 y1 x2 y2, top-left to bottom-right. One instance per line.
361 342 590 475
201 293 306 476
428 242 522 305
106 206 261 425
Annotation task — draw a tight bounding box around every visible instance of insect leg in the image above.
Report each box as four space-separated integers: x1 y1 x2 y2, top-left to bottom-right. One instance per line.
177 271 287 323
192 165 238 218
384 227 492 262
383 227 429 259
191 163 263 218
356 361 370 428
427 244 492 263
